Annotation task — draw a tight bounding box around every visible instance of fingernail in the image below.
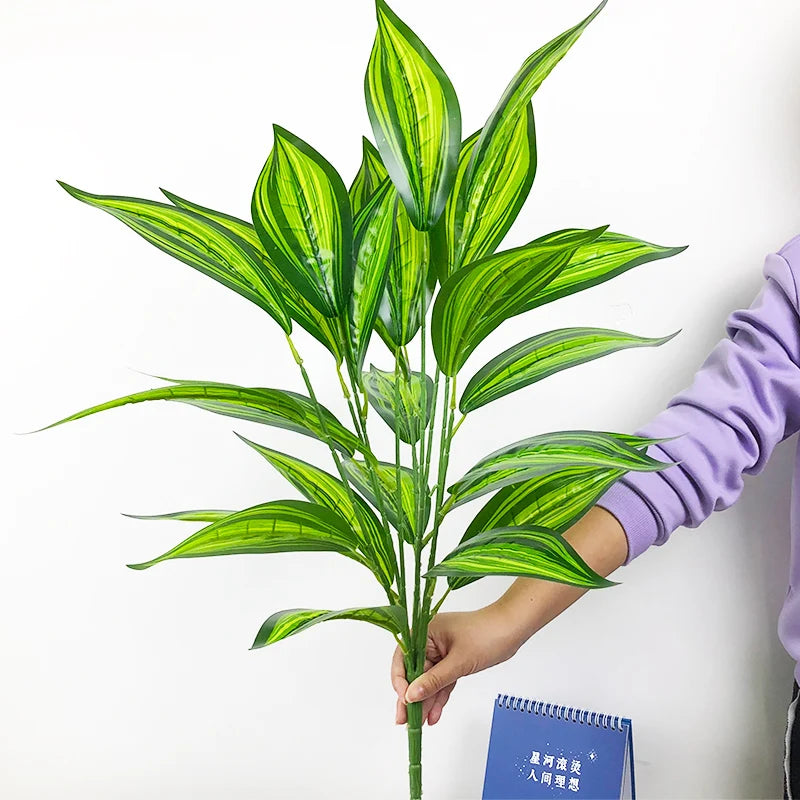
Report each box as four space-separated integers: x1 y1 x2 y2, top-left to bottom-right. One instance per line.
406 685 423 702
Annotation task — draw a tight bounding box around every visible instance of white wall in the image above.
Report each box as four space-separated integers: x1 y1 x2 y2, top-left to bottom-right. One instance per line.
4 0 800 797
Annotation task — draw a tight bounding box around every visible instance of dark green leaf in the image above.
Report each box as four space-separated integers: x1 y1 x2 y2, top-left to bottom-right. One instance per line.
520 231 687 313
349 138 389 215
443 107 536 278
460 327 678 413
58 182 291 332
123 509 233 523
252 125 353 317
350 181 397 370
365 0 461 230
377 198 437 348
467 1 606 193
251 605 405 649
432 227 607 376
425 526 615 588
449 467 624 588
128 500 363 570
363 365 434 445
162 189 343 362
449 430 670 506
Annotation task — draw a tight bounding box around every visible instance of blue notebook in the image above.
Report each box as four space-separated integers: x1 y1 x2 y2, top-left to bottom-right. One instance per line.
482 695 635 799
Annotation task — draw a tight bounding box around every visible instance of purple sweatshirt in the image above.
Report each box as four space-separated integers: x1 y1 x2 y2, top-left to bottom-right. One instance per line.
597 234 800 679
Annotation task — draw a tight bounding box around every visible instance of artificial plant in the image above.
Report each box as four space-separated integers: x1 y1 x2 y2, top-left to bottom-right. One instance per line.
39 1 683 797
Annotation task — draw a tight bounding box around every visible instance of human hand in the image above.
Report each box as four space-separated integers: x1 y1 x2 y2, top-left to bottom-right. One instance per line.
390 603 526 726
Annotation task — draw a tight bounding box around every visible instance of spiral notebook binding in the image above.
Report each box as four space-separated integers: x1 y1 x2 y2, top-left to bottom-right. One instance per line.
495 694 625 731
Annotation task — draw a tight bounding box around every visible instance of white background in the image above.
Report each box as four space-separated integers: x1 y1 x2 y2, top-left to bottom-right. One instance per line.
4 0 800 797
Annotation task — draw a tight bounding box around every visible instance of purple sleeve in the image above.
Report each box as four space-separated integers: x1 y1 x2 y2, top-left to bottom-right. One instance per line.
597 239 800 564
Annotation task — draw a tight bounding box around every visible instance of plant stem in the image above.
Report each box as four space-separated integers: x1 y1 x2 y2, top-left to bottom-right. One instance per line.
404 651 424 800
284 334 398 602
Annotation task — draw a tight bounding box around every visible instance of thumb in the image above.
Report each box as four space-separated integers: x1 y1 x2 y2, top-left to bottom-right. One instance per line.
405 654 466 703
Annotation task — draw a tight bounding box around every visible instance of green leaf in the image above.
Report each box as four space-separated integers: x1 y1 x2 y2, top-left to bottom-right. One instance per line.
520 231 687 313
363 365 434 445
252 125 353 317
123 509 234 522
449 467 624 589
236 436 396 587
425 526 615 588
460 327 678 413
342 458 429 543
449 430 670 507
377 199 437 348
432 227 606 376
349 138 389 215
251 605 406 649
128 500 364 570
32 378 363 456
467 1 606 193
58 182 291 332
350 181 397 370
161 189 343 362
443 107 536 278
365 0 461 230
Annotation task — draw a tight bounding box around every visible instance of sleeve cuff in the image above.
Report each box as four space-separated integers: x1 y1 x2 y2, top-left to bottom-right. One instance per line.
595 480 662 565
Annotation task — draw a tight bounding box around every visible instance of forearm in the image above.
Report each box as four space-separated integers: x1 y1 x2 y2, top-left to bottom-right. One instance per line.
491 506 628 647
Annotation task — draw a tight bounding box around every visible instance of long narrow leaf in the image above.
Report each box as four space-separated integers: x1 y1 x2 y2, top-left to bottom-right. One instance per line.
460 327 678 413
449 430 670 506
520 231 687 312
350 181 397 370
426 526 615 588
363 365 434 445
365 0 461 230
432 227 606 376
123 509 233 523
162 189 343 362
31 379 363 456
444 106 536 277
449 467 624 589
349 138 389 215
252 126 353 317
236 436 396 586
128 500 363 570
251 605 405 649
58 182 291 331
466 1 606 192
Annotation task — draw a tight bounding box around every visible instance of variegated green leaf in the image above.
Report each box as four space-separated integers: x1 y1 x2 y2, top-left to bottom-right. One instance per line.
449 430 669 507
377 198 437 348
161 189 343 362
363 365 434 445
443 106 536 278
236 436 396 587
58 182 291 332
32 378 363 456
349 138 390 215
252 125 353 317
449 467 624 589
432 227 606 376
520 231 687 313
350 181 397 370
123 509 233 523
425 526 615 588
365 0 461 230
342 458 429 543
251 605 406 649
467 1 605 193
460 327 678 413
128 500 364 570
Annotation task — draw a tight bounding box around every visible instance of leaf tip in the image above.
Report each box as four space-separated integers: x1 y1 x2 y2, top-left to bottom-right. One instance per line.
126 561 152 571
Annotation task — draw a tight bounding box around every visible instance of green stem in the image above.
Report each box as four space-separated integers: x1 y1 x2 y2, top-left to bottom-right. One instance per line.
405 653 424 800
285 334 397 602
